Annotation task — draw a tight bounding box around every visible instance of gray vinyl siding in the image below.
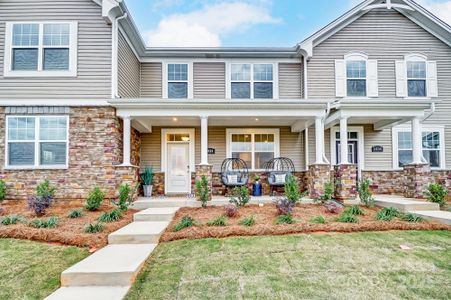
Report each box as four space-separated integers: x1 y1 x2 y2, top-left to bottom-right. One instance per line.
193 62 226 98
278 63 303 99
140 63 162 98
118 31 140 98
0 0 112 99
308 8 451 169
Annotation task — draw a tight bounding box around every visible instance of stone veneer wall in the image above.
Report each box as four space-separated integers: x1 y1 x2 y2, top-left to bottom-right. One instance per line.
0 107 141 200
361 170 405 195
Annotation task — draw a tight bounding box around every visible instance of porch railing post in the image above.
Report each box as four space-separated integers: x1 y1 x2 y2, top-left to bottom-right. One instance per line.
200 115 209 165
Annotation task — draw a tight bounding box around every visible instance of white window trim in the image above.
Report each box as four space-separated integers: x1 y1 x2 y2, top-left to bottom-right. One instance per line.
404 53 429 99
344 52 368 99
226 128 280 171
162 62 193 99
330 126 365 172
226 62 279 99
392 124 446 170
4 21 78 77
5 115 69 170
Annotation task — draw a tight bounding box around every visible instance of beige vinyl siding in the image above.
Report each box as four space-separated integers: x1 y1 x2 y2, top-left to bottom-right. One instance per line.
193 62 225 98
278 63 303 99
308 9 451 169
118 31 140 98
0 0 112 99
140 63 162 98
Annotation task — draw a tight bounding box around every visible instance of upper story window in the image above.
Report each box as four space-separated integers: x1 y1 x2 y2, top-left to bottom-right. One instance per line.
4 22 77 77
407 60 426 97
346 60 367 97
396 54 438 98
230 63 274 99
167 63 188 98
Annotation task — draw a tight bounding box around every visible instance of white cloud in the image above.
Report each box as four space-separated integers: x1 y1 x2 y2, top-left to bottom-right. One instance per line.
145 1 281 47
416 0 451 24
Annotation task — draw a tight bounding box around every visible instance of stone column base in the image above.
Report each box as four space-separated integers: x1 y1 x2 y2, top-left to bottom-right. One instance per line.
194 164 213 200
334 164 357 201
307 164 331 199
115 165 140 200
403 163 431 199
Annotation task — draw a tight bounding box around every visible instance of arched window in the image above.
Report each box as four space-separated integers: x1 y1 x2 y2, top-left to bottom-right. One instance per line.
345 52 368 97
405 54 427 97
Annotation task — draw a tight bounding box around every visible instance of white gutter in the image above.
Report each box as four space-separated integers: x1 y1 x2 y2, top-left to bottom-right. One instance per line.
422 102 436 122
111 12 128 99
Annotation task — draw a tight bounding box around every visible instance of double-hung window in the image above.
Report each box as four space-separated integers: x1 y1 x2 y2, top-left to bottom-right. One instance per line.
230 63 274 99
6 116 69 168
406 61 427 97
167 63 188 98
5 22 77 77
346 60 367 97
226 129 279 170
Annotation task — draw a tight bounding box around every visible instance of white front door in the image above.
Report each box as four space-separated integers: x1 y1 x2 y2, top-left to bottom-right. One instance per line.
166 143 190 194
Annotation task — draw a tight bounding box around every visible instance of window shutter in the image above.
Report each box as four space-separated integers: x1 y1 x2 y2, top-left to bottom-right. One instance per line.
367 60 378 97
427 61 438 98
395 60 406 97
335 59 346 97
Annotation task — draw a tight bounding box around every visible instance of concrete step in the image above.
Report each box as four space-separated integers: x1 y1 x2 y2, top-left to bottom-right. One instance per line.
61 244 156 287
108 221 169 244
408 210 451 225
132 198 195 210
134 207 179 222
45 286 130 300
374 196 439 213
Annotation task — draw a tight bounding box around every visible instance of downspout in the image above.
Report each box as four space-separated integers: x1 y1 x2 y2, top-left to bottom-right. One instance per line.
111 12 128 99
422 102 436 122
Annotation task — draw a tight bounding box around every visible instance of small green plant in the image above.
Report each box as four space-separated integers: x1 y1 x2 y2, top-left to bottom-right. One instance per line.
195 175 210 208
85 222 104 233
375 207 400 221
229 186 250 207
337 213 358 223
310 215 327 224
207 216 227 226
284 175 302 203
98 208 123 222
29 216 59 228
239 216 255 226
315 182 334 204
0 180 6 203
424 183 448 208
1 215 25 225
276 214 295 225
85 187 105 211
402 213 424 222
173 216 196 232
254 175 260 182
113 183 137 211
36 179 56 199
140 166 154 186
28 179 56 216
358 179 375 207
67 209 84 218
344 205 365 216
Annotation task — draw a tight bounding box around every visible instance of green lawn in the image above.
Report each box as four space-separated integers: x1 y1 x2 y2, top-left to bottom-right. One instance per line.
0 239 89 300
127 231 451 300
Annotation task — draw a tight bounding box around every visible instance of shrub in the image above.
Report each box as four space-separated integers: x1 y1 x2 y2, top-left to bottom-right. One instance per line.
344 205 365 216
207 216 227 226
28 180 55 216
424 183 448 208
239 216 255 226
375 207 400 221
402 213 424 222
29 216 59 228
315 182 334 204
173 216 196 232
323 200 343 214
276 214 295 225
310 215 327 224
0 180 6 203
358 179 375 207
140 166 154 186
195 176 210 208
98 208 122 222
1 215 25 225
85 187 105 211
113 183 136 211
274 198 295 216
229 186 250 207
284 175 302 203
85 222 104 233
67 209 84 218
337 213 358 223
224 204 239 218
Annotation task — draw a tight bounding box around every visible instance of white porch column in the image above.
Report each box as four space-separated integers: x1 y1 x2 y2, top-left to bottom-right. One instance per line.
411 117 423 164
339 117 349 165
122 116 131 166
200 116 209 165
315 117 324 164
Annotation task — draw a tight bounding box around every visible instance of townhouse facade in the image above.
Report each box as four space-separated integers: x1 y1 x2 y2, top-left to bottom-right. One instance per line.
0 0 450 200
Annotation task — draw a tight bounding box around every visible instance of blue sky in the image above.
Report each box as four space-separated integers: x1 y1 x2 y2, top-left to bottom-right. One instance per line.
124 0 451 47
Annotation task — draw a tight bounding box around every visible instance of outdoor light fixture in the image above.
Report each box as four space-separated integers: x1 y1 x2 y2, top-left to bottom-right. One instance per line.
172 117 178 122
181 136 190 142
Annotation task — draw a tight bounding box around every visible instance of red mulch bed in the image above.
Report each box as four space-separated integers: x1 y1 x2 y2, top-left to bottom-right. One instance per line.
160 203 451 242
0 201 135 248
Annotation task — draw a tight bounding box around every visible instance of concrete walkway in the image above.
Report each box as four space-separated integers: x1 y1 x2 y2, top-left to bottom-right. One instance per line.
46 206 178 300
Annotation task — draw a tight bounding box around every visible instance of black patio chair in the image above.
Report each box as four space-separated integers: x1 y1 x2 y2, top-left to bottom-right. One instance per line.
220 158 249 195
